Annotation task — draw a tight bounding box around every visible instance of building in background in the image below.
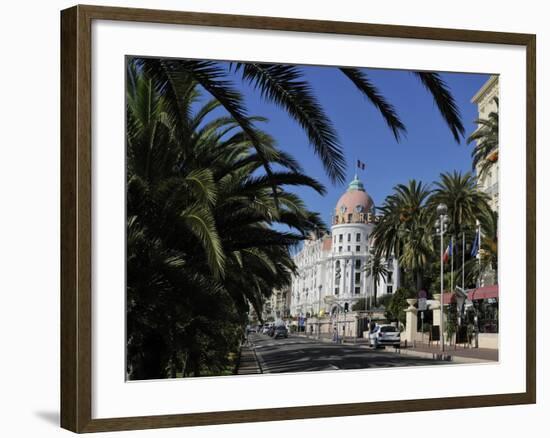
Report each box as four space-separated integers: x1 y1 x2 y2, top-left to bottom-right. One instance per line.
289 175 399 322
471 75 499 287
266 287 291 320
471 75 499 212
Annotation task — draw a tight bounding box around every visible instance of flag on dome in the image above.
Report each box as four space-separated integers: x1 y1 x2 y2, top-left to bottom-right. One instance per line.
357 160 366 170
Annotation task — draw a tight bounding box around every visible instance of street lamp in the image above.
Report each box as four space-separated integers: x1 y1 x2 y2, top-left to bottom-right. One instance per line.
435 203 449 353
317 285 322 339
343 305 348 343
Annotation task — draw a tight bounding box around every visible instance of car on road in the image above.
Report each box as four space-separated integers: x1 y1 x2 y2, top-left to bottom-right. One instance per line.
262 324 273 335
368 324 401 348
273 325 288 339
246 325 257 334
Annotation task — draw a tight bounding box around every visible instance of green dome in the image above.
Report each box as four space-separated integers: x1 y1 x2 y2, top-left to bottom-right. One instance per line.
347 175 365 192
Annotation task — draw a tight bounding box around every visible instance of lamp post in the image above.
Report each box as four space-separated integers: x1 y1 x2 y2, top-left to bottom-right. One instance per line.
317 285 322 339
435 203 449 353
343 306 348 343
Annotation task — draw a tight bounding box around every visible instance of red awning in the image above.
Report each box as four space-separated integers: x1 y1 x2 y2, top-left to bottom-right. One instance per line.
468 284 499 301
442 292 455 305
441 285 498 305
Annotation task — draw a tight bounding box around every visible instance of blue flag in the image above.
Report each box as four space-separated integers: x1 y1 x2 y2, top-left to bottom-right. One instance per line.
471 230 479 257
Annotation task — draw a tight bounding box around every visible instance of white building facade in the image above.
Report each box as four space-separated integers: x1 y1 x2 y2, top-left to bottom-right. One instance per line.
289 176 399 319
471 75 499 212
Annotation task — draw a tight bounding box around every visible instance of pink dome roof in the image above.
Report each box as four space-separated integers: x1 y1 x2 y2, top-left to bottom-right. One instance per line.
335 176 374 213
336 190 373 212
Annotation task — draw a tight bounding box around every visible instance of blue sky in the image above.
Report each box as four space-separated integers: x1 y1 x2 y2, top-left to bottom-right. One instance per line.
197 63 489 226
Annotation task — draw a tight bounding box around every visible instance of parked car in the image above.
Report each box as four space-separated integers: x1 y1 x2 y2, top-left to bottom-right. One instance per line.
368 324 400 348
246 325 257 334
268 325 276 337
273 325 288 339
262 324 272 335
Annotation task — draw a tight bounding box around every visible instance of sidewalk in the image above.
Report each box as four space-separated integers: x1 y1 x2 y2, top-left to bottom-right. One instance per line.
295 333 498 363
236 343 262 374
394 342 498 363
295 332 370 345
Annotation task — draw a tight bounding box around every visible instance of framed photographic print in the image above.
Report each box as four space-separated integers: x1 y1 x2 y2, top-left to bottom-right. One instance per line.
60 4 536 433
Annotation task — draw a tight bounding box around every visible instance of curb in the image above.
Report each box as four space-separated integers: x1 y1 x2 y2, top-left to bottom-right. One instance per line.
251 343 264 373
392 347 493 363
236 343 263 374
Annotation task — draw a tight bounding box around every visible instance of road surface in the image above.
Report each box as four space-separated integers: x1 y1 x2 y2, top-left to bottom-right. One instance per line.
249 333 449 373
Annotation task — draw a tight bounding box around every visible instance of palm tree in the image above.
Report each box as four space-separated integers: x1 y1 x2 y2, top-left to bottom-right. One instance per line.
478 209 498 281
364 252 389 307
460 209 498 287
372 180 433 291
137 57 465 185
399 207 434 291
126 64 328 379
468 97 499 179
429 171 491 237
428 171 491 290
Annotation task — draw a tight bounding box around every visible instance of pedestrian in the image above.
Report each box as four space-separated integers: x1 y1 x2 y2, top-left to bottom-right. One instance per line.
333 326 337 342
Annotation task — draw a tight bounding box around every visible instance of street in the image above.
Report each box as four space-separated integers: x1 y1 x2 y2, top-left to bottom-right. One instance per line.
249 333 450 373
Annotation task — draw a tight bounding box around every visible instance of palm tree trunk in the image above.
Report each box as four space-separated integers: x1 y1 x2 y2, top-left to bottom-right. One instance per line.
415 271 423 292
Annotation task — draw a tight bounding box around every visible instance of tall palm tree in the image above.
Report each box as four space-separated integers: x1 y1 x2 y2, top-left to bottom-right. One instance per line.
364 253 389 307
137 57 465 185
372 180 433 291
460 209 498 287
126 64 327 379
399 207 434 291
428 171 491 289
429 171 491 237
468 97 499 179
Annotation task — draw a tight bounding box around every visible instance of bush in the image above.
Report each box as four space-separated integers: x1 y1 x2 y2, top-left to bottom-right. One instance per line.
352 298 366 311
385 288 415 325
377 294 392 309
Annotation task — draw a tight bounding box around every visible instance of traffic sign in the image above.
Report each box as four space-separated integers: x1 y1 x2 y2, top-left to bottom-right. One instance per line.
418 298 427 311
418 290 428 311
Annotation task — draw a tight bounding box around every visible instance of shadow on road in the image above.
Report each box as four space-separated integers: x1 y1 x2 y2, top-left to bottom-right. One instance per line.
251 334 448 373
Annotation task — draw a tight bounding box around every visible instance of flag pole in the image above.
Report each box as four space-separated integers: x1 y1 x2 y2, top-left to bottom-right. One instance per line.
462 231 465 290
451 235 454 293
477 224 482 288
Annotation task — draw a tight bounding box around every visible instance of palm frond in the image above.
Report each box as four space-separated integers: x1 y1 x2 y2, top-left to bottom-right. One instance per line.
414 72 465 142
234 62 346 184
340 67 406 141
180 204 225 278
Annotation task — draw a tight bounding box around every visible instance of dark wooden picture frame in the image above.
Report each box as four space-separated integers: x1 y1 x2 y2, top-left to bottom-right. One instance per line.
61 4 536 433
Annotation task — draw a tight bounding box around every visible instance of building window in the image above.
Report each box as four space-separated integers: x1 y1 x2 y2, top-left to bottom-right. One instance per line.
339 234 343 243
356 233 361 242
387 285 393 294
335 287 339 295
356 245 361 252
355 259 361 269
347 214 353 223
355 287 361 295
387 271 393 284
338 246 342 253
355 272 361 284
347 246 351 252
347 233 351 242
